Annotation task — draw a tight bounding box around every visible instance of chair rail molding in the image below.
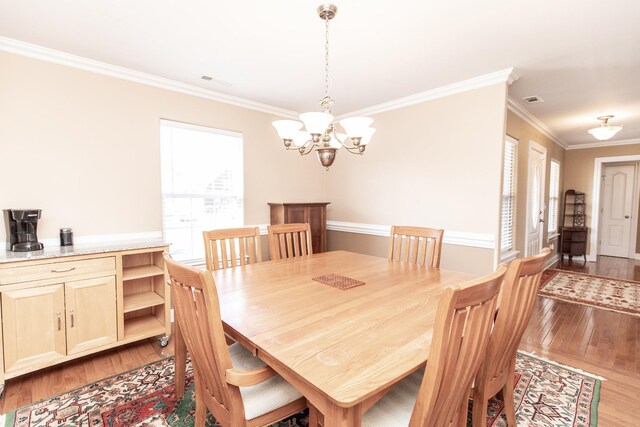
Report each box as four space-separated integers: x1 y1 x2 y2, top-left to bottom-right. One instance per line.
38 231 163 247
326 221 495 249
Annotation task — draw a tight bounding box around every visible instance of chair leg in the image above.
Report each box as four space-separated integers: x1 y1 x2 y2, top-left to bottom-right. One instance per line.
308 401 319 427
194 382 207 427
457 399 469 427
503 359 518 427
471 387 488 427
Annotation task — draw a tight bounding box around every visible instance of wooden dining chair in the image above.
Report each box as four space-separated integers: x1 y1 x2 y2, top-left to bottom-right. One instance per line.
471 247 551 427
164 254 306 427
267 223 313 260
357 264 508 427
203 226 263 271
388 225 445 268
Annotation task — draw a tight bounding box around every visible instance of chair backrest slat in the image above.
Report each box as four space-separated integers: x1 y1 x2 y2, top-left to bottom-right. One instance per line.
267 223 313 260
409 264 507 426
388 225 444 268
203 227 263 271
477 248 551 391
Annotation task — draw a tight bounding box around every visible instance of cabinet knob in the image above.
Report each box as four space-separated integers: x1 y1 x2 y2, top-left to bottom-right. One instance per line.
70 310 75 328
57 313 62 331
625 215 630 219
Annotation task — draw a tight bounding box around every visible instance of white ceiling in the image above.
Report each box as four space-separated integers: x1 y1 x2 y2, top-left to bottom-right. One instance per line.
1 0 639 146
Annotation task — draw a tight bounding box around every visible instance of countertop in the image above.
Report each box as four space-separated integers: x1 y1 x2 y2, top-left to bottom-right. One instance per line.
0 239 169 264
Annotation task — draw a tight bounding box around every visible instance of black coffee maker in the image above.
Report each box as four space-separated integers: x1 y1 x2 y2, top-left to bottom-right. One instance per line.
3 209 45 252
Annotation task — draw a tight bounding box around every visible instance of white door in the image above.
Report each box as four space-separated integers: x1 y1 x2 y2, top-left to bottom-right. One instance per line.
599 164 636 257
525 143 546 256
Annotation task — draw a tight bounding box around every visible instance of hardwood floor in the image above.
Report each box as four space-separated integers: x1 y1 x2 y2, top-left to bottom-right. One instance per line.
0 337 173 414
0 255 638 426
520 255 640 426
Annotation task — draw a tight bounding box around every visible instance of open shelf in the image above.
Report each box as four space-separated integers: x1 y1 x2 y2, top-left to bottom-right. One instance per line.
123 291 164 313
123 265 164 281
123 314 165 341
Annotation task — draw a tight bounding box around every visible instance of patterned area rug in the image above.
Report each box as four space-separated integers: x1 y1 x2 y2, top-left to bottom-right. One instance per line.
541 269 640 316
0 352 600 427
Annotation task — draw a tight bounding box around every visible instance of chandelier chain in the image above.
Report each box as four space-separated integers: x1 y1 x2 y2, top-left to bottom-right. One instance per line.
324 14 330 101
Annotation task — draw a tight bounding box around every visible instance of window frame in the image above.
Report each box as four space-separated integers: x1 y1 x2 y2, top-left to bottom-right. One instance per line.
500 136 519 262
547 158 561 241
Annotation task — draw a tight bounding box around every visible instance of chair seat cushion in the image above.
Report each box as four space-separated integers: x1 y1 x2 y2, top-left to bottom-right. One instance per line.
228 343 303 421
362 370 422 426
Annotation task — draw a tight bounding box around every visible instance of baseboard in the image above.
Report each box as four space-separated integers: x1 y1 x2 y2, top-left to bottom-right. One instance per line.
545 253 560 270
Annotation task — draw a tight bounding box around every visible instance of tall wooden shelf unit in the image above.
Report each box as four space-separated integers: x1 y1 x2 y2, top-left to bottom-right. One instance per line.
269 202 330 254
560 190 588 261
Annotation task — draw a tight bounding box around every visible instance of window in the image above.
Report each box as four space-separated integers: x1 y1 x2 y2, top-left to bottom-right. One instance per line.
500 137 518 254
548 159 561 236
160 120 243 263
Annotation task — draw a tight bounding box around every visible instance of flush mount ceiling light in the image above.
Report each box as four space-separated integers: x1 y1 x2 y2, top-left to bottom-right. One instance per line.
272 4 375 170
588 115 623 141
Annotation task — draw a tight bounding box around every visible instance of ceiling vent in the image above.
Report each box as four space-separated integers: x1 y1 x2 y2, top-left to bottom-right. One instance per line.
200 75 233 87
522 95 544 104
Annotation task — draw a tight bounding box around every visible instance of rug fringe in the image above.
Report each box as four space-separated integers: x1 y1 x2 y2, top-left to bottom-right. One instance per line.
517 350 606 381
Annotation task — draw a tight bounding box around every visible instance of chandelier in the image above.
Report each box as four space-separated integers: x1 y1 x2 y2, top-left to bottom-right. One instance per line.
272 4 375 170
588 115 622 141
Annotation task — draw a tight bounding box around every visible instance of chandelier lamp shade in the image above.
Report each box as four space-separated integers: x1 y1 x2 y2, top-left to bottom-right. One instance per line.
272 4 375 169
588 115 622 141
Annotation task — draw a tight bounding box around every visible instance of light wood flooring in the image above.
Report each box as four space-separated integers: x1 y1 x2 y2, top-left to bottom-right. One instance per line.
0 255 638 426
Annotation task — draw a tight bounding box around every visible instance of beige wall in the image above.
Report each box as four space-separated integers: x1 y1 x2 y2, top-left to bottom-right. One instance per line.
0 52 325 242
1 52 509 275
563 144 640 254
325 84 508 274
328 231 494 276
505 110 565 257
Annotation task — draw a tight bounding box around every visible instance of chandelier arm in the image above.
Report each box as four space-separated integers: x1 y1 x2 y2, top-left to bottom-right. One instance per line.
297 140 317 156
344 146 365 155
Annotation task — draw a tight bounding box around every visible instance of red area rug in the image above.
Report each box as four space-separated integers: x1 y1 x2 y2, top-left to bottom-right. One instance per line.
541 269 640 317
0 352 600 426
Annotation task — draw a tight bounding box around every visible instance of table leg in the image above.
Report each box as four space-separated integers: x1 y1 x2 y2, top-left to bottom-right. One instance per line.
324 404 361 427
174 318 187 398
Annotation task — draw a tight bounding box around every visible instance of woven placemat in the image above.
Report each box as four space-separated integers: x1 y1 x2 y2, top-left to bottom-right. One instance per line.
312 273 365 290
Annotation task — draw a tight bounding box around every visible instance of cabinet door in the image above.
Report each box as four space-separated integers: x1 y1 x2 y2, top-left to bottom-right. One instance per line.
65 276 117 355
2 284 66 373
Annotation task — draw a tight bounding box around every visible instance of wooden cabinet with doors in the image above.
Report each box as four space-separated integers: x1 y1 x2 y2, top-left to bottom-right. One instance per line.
0 243 170 395
269 202 330 254
560 189 588 261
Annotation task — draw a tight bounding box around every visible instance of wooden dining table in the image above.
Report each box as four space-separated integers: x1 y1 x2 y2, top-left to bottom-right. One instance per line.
172 250 472 426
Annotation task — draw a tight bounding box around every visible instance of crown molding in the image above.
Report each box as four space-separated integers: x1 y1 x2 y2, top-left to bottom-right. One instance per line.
326 220 495 249
336 68 520 120
0 37 299 119
506 97 568 149
564 138 640 150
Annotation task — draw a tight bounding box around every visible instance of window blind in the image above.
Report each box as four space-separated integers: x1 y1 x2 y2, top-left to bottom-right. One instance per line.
160 120 244 263
548 160 560 235
501 139 517 252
